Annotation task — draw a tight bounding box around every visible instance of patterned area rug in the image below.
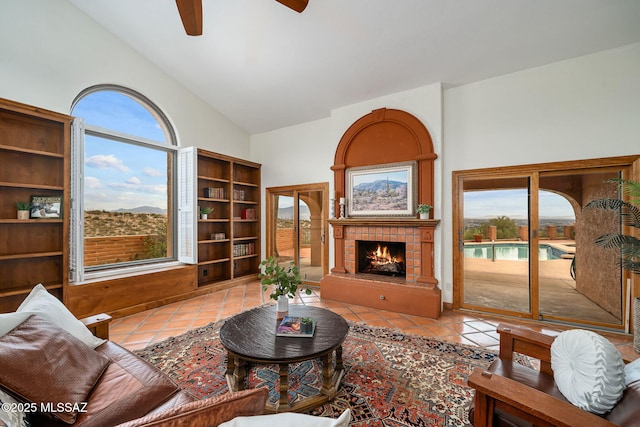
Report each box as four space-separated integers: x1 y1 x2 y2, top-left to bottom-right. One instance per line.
136 319 497 426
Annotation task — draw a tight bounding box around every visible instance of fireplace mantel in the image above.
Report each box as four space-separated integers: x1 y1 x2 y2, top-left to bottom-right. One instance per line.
329 218 440 227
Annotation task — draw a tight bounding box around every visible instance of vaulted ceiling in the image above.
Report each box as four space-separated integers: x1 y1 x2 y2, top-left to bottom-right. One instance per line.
68 0 640 134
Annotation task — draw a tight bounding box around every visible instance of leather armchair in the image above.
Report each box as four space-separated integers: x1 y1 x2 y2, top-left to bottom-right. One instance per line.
467 323 639 427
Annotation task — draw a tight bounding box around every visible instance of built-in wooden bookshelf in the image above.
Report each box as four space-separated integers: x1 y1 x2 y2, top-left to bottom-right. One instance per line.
0 98 71 312
197 149 261 287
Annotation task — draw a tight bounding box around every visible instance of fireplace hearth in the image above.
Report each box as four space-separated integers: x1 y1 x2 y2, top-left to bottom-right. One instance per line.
357 240 405 277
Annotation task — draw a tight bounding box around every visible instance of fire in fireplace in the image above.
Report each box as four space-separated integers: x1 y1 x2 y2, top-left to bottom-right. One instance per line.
356 240 406 277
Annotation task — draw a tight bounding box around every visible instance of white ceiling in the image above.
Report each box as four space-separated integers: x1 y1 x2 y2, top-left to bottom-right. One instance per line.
68 0 640 134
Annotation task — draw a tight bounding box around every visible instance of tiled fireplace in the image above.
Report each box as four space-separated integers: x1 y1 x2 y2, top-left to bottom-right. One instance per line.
320 218 440 319
350 227 412 279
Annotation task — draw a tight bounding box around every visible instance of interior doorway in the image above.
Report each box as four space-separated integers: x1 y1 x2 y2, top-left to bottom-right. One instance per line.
265 183 329 284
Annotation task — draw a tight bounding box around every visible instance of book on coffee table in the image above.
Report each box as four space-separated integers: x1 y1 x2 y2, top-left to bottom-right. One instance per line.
276 316 316 337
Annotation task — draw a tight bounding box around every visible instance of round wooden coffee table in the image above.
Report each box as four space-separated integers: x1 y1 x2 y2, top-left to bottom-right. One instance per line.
219 305 349 413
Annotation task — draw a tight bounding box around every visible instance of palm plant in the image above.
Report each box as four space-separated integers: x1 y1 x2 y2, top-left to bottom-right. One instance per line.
584 178 640 274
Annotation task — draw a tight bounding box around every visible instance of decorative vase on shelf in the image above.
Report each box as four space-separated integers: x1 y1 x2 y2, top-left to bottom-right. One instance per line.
276 295 289 320
16 202 30 220
416 204 432 220
199 207 213 220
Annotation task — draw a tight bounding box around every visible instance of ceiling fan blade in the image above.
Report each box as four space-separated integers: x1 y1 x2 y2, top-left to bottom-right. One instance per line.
175 0 203 36
275 0 309 13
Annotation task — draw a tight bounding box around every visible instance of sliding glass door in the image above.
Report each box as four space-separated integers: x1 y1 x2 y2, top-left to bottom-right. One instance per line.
454 158 635 330
462 177 532 315
266 183 329 284
537 170 623 325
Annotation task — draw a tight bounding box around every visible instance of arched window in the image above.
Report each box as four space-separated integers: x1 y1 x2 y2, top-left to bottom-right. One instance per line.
70 85 194 281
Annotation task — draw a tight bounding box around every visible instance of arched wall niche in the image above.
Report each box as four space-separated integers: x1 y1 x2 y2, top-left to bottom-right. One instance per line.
332 108 437 213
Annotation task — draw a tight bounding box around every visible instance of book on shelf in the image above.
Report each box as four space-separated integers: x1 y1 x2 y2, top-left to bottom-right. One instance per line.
206 187 226 199
241 208 256 219
276 316 316 337
233 242 255 257
233 189 246 201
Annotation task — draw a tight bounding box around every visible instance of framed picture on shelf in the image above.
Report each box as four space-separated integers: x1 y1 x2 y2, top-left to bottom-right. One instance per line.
30 195 62 219
345 161 417 217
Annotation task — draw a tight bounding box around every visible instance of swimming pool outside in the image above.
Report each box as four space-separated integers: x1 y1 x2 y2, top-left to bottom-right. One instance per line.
463 242 572 261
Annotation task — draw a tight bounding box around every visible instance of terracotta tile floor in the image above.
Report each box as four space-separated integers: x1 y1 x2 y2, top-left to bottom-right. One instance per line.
110 281 638 361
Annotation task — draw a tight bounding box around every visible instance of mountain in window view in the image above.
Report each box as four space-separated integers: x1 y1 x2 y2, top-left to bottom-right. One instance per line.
278 205 310 220
113 206 167 215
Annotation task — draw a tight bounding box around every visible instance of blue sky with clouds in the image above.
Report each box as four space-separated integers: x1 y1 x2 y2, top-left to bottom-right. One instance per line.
73 91 169 211
464 189 575 219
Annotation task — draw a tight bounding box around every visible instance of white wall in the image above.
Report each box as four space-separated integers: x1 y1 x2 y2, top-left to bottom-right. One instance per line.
251 83 444 293
251 117 333 188
444 43 640 170
0 0 249 156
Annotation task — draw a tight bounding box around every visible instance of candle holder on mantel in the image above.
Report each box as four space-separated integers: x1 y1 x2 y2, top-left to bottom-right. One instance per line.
339 197 346 219
330 197 336 219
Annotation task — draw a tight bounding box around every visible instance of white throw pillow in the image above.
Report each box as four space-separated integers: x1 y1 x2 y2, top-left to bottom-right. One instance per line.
219 408 351 427
0 284 105 348
551 329 625 414
0 312 31 337
624 357 640 386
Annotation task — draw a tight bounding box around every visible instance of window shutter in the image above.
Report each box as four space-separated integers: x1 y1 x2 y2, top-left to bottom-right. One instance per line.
69 118 85 282
177 146 197 263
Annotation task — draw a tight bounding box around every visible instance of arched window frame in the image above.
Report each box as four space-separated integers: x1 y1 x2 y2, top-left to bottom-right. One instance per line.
70 85 196 283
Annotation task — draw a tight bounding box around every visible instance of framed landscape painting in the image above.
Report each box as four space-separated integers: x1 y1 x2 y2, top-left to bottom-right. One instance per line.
346 161 416 217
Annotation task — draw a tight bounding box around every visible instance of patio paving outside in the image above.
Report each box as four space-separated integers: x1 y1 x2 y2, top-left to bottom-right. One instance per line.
464 256 621 325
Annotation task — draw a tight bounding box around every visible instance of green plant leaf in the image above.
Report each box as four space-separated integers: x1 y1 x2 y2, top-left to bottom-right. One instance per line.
621 259 640 275
594 233 633 249
586 179 640 276
607 178 640 205
258 256 306 300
